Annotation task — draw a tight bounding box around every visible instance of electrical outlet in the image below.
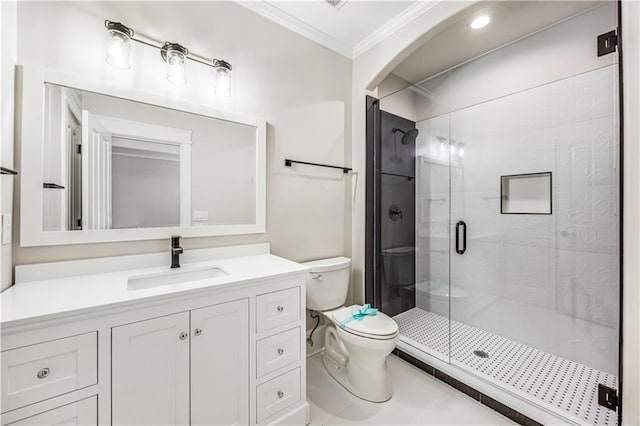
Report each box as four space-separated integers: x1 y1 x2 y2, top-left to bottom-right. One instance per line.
192 211 209 222
2 214 12 245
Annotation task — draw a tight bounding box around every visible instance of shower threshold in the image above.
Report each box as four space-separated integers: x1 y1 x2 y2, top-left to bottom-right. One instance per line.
394 308 617 426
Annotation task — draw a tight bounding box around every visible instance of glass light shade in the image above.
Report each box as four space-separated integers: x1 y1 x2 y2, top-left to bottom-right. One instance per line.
214 66 232 97
458 144 465 157
166 49 187 85
106 29 131 70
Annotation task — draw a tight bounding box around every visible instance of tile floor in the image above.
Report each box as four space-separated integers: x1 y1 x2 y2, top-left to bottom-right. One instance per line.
307 353 515 425
394 308 617 426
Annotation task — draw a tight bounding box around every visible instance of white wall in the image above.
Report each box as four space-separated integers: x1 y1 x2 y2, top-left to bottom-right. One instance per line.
12 1 352 268
0 1 17 292
621 1 640 423
111 153 180 228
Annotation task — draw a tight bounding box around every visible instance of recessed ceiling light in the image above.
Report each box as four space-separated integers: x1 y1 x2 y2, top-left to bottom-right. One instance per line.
470 15 491 29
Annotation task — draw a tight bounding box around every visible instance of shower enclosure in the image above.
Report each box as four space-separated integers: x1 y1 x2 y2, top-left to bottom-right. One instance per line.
365 3 620 425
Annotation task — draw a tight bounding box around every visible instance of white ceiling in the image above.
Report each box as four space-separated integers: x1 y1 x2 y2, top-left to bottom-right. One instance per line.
236 0 437 58
390 1 603 84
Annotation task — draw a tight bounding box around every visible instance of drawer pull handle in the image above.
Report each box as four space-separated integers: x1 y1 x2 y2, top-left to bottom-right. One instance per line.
36 368 50 379
194 328 202 336
277 348 284 356
179 332 189 341
277 390 284 399
277 306 284 313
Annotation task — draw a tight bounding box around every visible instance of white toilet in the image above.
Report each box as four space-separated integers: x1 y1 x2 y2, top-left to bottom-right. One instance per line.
304 257 399 403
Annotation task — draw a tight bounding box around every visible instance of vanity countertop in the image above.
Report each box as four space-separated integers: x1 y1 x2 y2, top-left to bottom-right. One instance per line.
1 246 309 328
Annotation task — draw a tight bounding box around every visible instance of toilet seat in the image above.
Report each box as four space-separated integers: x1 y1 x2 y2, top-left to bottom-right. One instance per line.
326 305 399 340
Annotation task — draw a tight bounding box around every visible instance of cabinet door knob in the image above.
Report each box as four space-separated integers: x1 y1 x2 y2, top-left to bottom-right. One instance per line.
277 305 284 313
36 367 50 379
179 332 189 340
194 328 202 336
277 390 284 399
277 348 284 356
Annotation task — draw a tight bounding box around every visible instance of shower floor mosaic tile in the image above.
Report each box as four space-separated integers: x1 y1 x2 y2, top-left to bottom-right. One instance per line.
394 307 618 426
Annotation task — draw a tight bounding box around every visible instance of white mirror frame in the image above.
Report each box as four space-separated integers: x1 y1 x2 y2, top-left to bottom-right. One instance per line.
19 66 266 247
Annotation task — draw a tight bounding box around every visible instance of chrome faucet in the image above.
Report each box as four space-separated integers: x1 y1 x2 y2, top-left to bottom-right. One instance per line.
171 235 183 268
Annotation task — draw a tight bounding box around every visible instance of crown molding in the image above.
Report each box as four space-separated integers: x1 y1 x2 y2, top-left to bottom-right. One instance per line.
352 0 440 58
236 0 441 59
236 1 353 58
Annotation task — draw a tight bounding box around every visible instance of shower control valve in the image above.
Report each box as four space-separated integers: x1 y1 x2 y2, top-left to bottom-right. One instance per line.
389 205 403 221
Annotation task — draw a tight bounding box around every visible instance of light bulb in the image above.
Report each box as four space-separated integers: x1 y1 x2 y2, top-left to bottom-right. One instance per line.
458 144 465 157
161 43 188 85
213 59 232 97
470 15 491 29
166 48 187 85
105 21 133 70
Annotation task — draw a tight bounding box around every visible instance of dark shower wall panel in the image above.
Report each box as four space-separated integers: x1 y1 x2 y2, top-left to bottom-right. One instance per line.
378 110 417 316
379 174 416 315
380 111 416 177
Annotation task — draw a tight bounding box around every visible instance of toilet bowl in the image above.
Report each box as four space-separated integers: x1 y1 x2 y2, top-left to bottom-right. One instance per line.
304 257 400 403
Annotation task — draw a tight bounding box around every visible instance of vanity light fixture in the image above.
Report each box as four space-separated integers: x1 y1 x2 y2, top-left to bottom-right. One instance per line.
161 42 188 85
105 21 134 70
213 59 232 97
470 15 491 29
104 20 233 95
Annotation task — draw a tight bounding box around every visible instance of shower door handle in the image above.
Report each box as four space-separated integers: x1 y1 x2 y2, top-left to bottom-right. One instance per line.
456 221 467 255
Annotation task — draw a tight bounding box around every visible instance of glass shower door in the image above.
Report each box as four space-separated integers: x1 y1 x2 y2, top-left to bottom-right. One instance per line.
380 71 454 364
448 62 620 425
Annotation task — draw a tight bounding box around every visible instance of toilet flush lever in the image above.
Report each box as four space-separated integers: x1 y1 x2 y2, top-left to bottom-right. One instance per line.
312 274 323 280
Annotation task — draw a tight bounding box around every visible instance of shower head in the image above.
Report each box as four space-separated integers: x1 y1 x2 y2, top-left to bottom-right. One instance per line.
392 128 419 144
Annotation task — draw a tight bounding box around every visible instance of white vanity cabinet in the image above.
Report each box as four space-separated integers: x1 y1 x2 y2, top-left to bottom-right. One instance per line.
0 246 310 426
190 299 249 426
112 299 250 426
111 312 191 426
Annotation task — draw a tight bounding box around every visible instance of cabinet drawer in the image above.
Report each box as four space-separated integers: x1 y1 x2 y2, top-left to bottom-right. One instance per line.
1 333 97 413
256 368 301 423
256 288 300 333
256 327 300 378
6 396 97 426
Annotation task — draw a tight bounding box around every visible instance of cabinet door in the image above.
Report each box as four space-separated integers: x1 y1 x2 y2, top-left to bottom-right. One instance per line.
112 313 190 426
6 396 96 426
191 299 249 425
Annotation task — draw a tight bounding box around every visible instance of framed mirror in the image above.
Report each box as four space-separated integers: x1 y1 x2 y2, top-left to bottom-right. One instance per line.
20 67 266 246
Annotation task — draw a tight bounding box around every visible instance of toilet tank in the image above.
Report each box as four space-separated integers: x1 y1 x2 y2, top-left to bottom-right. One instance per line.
303 257 351 311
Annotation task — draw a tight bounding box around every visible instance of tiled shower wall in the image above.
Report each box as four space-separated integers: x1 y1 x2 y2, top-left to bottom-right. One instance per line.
415 64 619 375
413 44 620 382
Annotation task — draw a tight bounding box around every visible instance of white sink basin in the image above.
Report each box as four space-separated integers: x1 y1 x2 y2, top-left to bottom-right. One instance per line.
128 266 228 290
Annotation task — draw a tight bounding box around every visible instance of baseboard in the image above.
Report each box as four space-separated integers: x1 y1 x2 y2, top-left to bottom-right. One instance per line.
270 401 310 425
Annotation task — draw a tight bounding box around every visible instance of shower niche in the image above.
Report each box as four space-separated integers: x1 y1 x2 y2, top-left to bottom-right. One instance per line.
501 172 552 214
